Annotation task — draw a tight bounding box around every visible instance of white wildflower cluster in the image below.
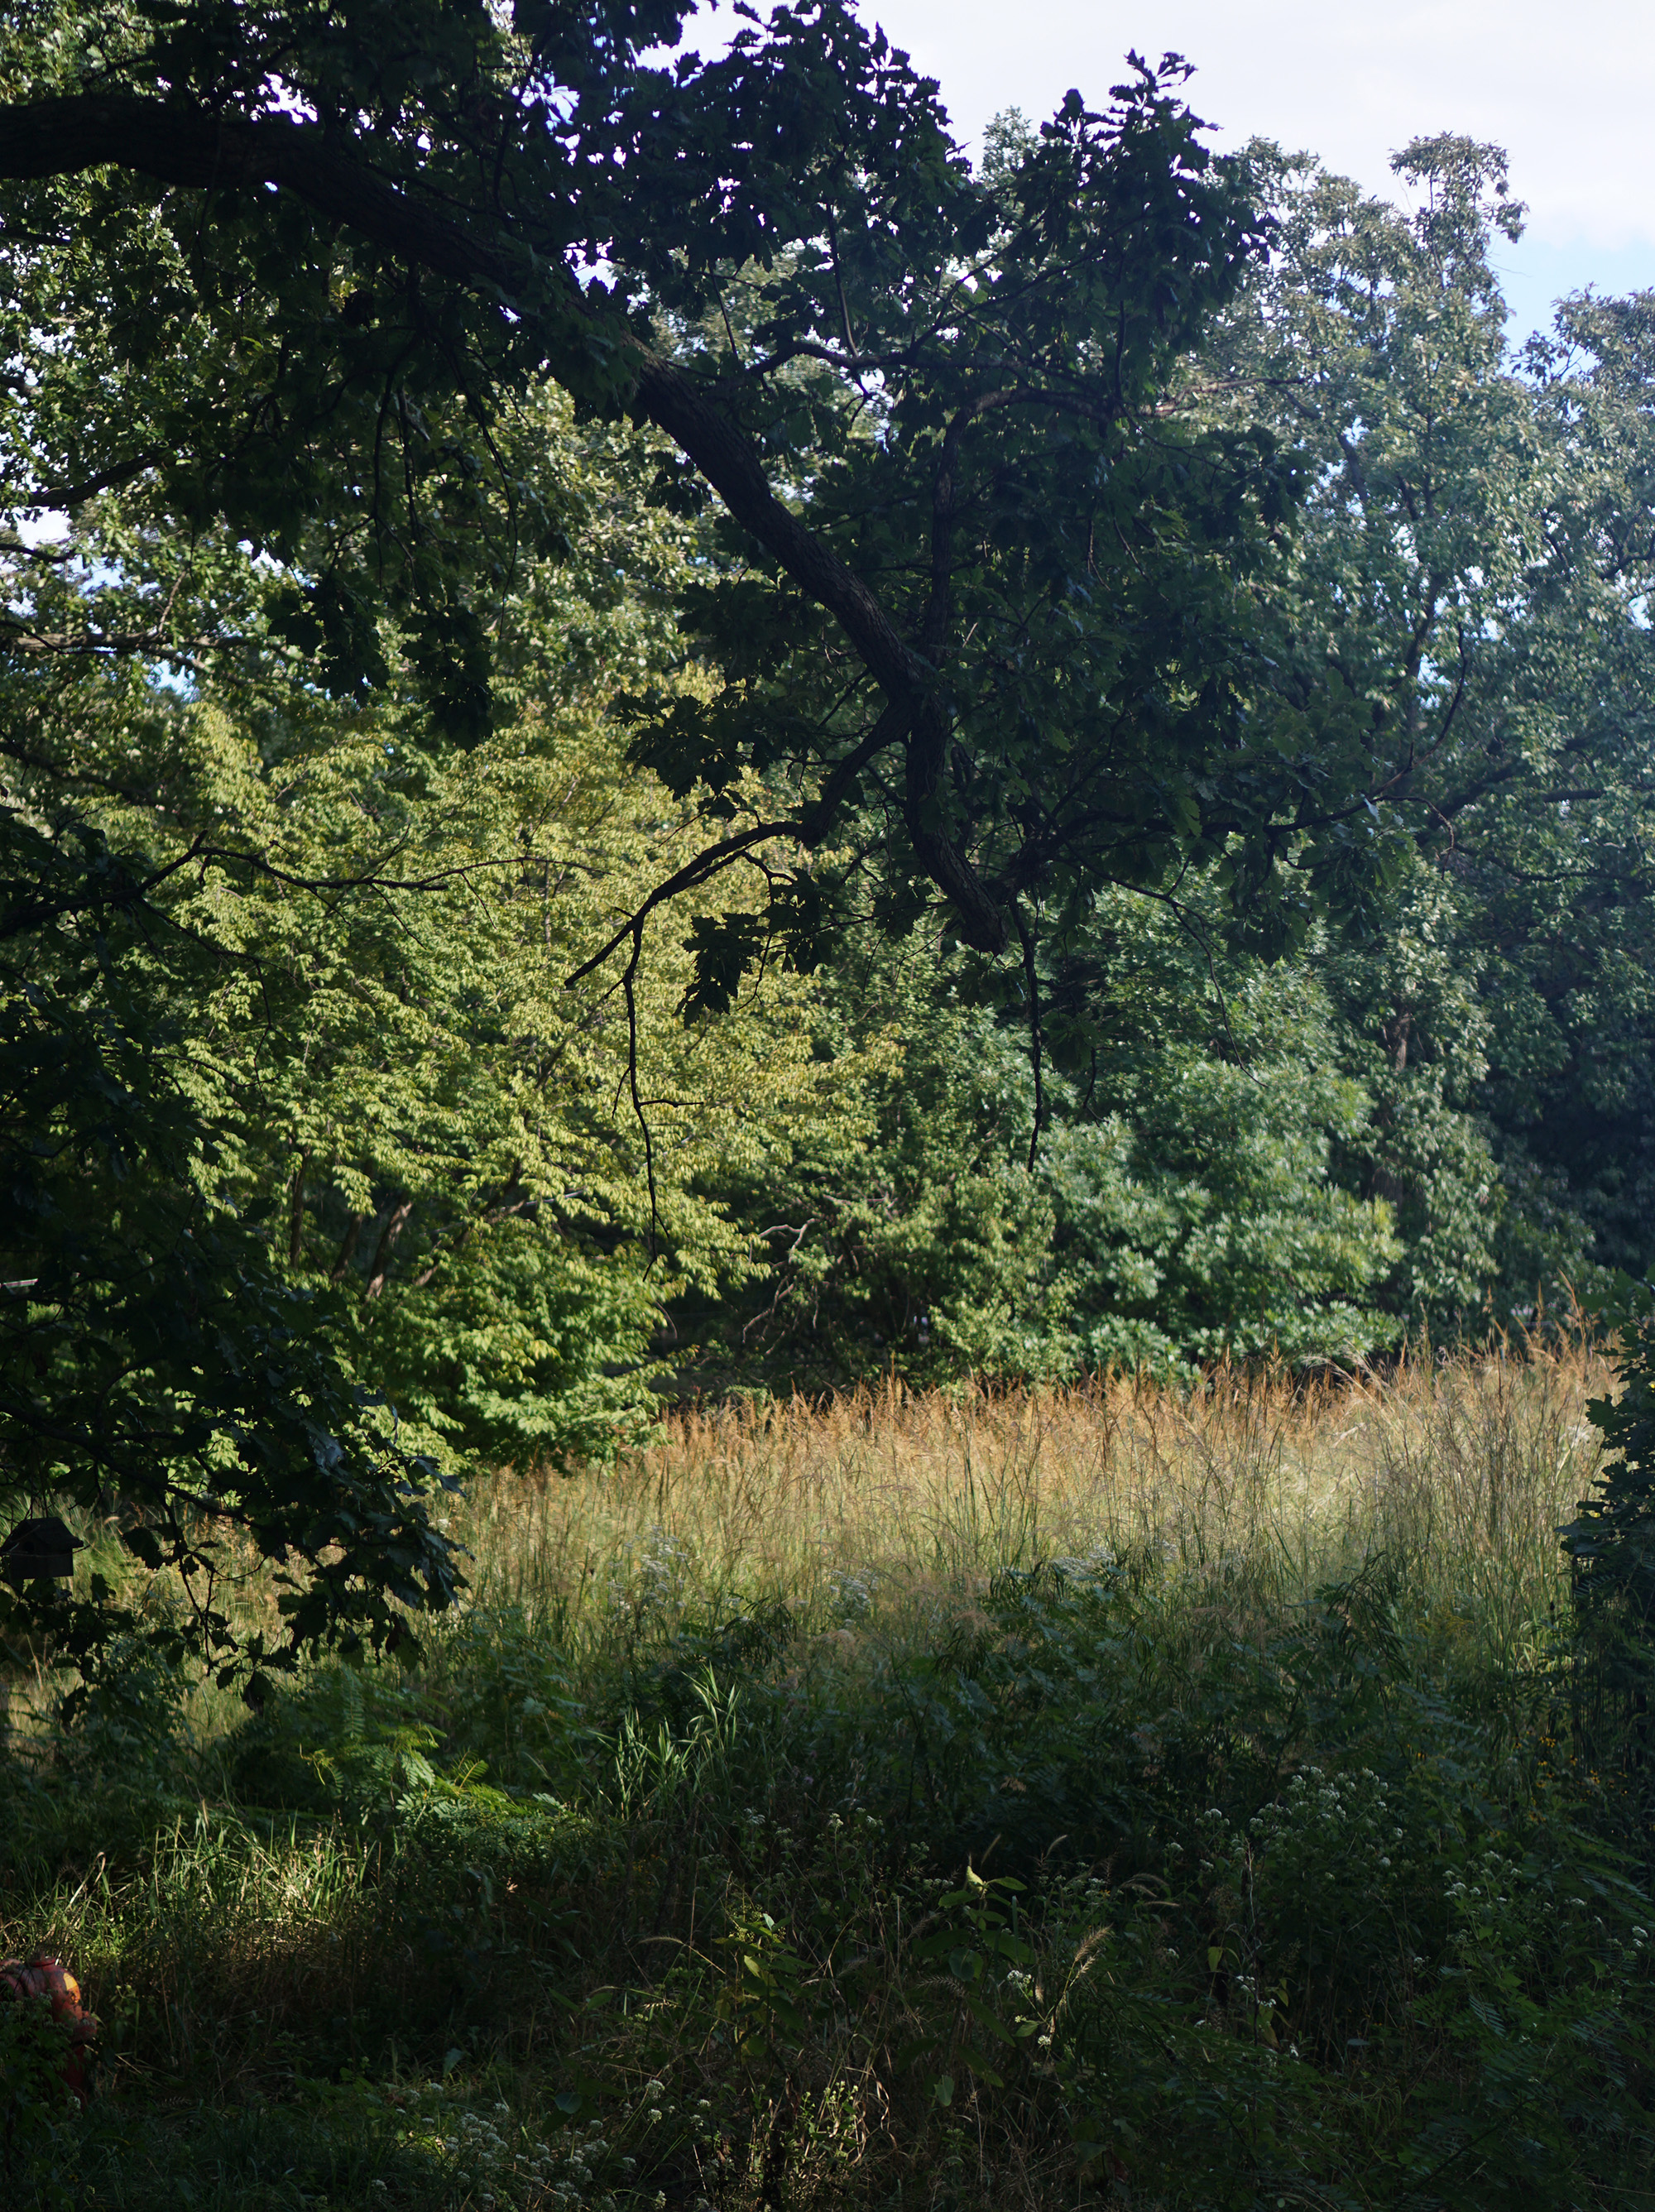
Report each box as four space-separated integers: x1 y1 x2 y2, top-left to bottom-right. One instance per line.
1437 1845 1590 1976
1194 1803 1231 1874
1241 1766 1404 1887
1040 1867 1115 1959
828 1568 879 1622
1050 1547 1116 1582
397 2076 710 2211
1441 1842 1566 1971
1225 1965 1283 2049
824 1808 883 1843
1443 1846 1521 1918
606 1526 695 1621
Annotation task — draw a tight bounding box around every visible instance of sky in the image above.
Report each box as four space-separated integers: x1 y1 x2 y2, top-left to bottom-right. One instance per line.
696 0 1655 346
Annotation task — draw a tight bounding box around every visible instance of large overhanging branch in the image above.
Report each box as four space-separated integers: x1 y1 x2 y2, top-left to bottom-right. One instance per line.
0 92 1008 950
0 95 512 288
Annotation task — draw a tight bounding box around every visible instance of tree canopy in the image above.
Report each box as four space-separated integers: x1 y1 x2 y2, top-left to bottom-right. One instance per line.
0 0 1401 993
7 0 1655 1688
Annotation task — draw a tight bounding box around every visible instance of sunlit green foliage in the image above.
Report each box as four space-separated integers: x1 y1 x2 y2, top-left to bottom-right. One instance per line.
1 386 839 1677
4 5 1655 2201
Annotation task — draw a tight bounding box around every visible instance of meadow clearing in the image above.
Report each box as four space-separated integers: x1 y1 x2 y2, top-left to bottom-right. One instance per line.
3 1346 1652 2210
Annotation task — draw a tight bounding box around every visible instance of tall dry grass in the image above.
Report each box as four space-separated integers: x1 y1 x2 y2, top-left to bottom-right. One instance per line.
455 1344 1607 1663
1 1342 1611 1754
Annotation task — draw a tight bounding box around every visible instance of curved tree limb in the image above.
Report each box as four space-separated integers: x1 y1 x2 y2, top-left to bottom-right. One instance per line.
0 94 1005 936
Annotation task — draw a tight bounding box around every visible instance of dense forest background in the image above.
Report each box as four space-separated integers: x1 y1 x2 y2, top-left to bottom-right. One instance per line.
9 118 1655 1451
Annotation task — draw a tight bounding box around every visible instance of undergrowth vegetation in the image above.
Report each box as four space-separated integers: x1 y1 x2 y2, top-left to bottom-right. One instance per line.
4 1348 1653 2210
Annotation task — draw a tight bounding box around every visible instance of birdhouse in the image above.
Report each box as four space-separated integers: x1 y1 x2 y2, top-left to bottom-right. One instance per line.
1 1515 81 1586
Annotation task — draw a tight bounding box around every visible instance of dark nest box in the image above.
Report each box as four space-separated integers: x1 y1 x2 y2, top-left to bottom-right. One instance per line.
2 1517 82 1587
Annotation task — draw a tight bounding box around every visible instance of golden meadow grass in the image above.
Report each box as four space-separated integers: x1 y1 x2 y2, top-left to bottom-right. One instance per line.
0 1341 1611 1761
454 1344 1606 1667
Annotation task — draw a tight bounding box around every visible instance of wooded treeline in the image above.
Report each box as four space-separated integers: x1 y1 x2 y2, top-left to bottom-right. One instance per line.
3 0 1655 1677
